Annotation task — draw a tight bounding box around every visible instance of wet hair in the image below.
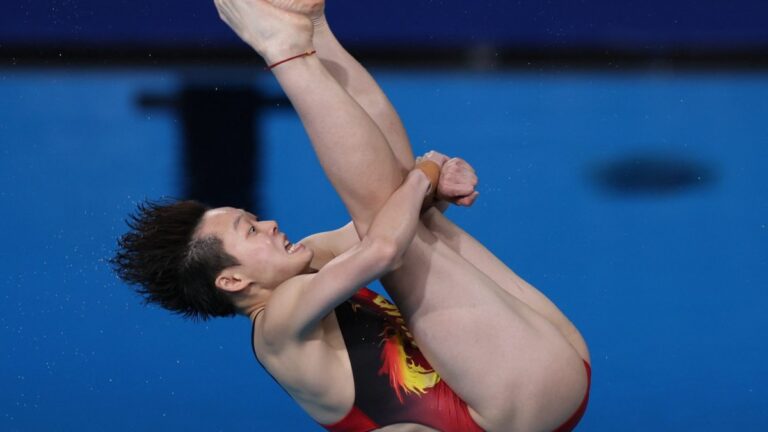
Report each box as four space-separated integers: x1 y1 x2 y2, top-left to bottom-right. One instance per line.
110 199 240 320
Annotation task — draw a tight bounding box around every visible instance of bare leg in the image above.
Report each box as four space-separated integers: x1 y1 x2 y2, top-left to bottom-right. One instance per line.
311 18 415 171
301 33 590 425
215 0 407 231
272 2 416 172
379 224 587 431
421 209 591 364
306 7 588 357
307 3 592 373
217 2 588 429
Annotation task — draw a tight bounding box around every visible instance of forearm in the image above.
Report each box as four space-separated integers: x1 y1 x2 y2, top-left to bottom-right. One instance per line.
288 171 429 338
366 170 431 261
313 18 415 171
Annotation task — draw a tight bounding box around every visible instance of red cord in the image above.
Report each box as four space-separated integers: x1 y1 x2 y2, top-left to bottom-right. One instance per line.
266 50 317 70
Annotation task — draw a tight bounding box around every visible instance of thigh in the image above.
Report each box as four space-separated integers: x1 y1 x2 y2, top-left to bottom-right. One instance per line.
382 224 588 430
420 209 590 364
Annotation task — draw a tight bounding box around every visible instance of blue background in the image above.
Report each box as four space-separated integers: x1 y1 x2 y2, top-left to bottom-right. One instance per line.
2 1 768 431
2 0 768 50
2 69 767 431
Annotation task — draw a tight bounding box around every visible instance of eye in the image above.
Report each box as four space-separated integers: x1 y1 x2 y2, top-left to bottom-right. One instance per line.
248 225 256 235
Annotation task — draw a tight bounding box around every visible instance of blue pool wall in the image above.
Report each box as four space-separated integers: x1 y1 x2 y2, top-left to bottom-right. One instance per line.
1 68 766 431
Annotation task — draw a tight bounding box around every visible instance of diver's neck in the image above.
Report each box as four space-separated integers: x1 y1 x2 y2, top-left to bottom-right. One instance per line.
235 284 269 321
240 268 318 320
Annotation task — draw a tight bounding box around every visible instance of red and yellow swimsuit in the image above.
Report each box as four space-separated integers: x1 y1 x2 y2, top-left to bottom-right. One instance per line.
252 288 591 431
324 288 483 432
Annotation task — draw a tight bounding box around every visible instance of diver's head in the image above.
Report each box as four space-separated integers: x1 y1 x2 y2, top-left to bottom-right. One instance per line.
111 200 313 320
195 206 314 295
112 200 239 320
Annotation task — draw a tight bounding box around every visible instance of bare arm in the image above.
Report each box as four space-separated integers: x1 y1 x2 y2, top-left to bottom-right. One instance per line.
263 170 431 341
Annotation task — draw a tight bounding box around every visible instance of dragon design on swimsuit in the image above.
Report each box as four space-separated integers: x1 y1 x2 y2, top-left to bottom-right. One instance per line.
370 294 441 402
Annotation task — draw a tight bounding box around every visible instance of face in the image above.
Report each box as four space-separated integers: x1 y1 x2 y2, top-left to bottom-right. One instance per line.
196 207 314 291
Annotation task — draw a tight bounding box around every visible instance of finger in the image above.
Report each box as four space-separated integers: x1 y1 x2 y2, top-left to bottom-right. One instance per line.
451 157 476 173
449 168 477 184
468 172 478 187
455 191 479 206
445 159 476 181
447 183 475 196
424 151 449 165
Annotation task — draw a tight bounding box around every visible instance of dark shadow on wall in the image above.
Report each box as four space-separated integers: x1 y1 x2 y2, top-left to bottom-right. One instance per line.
590 152 717 196
138 85 290 212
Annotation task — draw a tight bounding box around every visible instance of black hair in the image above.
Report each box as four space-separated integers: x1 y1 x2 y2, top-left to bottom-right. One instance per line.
110 199 240 320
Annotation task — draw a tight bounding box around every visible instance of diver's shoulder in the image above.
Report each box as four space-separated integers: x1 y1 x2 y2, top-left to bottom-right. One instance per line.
277 272 316 291
258 274 318 346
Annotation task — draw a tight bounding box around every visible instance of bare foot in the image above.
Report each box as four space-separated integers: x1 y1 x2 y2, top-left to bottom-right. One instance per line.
267 0 324 19
267 0 324 22
214 0 314 64
267 0 326 29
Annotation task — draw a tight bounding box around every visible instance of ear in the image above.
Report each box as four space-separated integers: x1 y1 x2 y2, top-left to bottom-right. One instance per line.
215 268 252 293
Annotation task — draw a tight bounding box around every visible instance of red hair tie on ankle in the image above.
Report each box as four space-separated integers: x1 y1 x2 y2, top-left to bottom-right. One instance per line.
266 50 317 70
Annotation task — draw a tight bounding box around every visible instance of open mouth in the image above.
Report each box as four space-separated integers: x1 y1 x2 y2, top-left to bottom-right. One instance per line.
283 238 303 254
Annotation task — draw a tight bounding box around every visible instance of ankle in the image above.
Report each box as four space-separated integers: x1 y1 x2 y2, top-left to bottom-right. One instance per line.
264 46 318 70
266 48 317 70
259 34 315 65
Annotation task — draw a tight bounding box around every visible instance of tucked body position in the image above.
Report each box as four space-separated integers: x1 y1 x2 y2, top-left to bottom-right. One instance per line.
112 1 591 430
